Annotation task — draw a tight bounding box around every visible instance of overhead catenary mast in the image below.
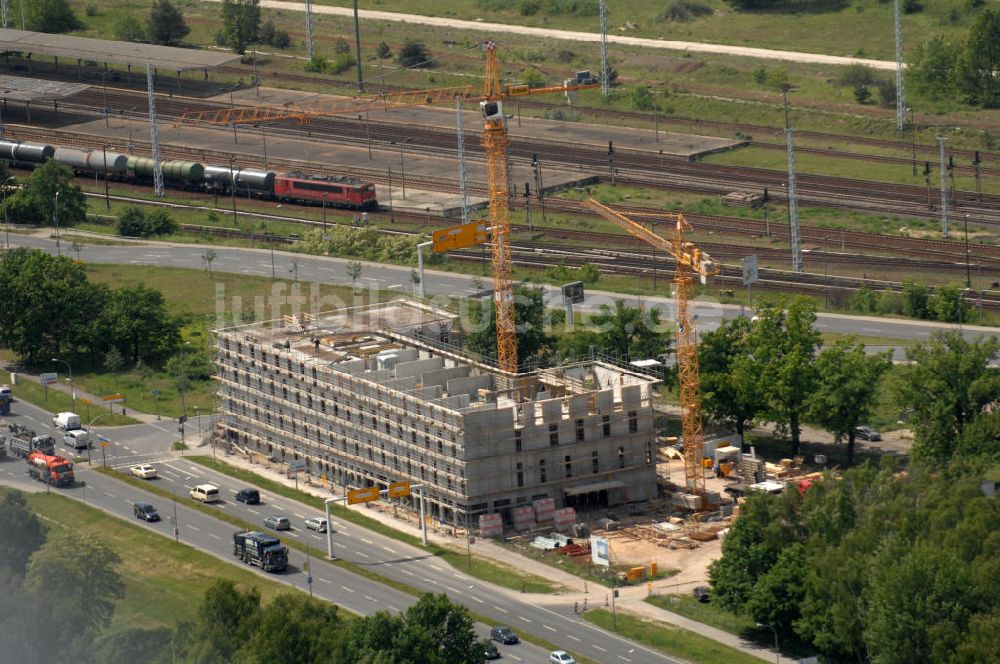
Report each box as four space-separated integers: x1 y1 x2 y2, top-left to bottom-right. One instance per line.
894 0 906 132
1 0 9 29
146 64 164 197
938 136 948 238
599 0 610 98
305 0 314 61
456 98 470 224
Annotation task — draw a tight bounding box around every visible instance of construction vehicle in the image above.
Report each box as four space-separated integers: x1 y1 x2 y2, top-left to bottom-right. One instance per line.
7 426 55 458
583 198 719 505
233 531 288 573
26 450 75 487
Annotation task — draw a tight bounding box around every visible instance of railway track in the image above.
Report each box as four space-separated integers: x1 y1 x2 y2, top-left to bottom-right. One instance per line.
57 87 1000 227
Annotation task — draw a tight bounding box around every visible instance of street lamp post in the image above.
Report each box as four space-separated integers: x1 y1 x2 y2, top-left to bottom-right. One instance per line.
86 414 106 466
757 622 779 664
53 190 61 256
102 144 110 209
2 175 15 249
52 357 74 405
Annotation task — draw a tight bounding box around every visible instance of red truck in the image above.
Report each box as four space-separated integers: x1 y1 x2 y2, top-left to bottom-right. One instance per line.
26 451 75 487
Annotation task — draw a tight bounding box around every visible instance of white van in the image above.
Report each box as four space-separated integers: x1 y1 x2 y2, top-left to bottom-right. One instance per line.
53 412 81 431
64 429 90 449
190 484 220 503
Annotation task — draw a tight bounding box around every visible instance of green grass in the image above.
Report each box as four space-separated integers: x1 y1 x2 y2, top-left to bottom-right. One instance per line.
10 379 140 426
645 594 757 636
185 456 563 594
4 487 297 635
584 608 766 664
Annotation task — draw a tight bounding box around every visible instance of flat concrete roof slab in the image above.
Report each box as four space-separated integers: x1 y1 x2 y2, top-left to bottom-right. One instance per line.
0 75 89 102
0 29 241 71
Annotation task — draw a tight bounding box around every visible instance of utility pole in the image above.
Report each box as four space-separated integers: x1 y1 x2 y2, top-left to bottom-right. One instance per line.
456 98 470 223
599 0 610 98
1 0 8 29
352 0 364 93
894 0 906 132
53 191 61 256
938 136 948 238
305 0 315 61
146 64 164 197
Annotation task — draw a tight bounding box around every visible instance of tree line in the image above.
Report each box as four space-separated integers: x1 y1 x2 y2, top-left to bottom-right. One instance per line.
707 329 1000 662
0 249 181 369
0 489 485 664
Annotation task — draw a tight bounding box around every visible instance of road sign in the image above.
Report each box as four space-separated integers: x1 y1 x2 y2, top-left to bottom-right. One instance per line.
102 393 125 402
40 372 58 385
432 221 487 253
178 415 188 423
388 481 411 498
288 459 307 472
347 487 380 505
741 255 759 286
562 281 584 304
151 389 159 397
80 398 91 405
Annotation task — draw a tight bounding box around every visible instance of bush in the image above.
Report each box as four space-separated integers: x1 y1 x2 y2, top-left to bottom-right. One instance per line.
304 56 328 73
397 40 431 68
631 86 656 110
112 14 147 42
329 52 356 75
903 0 923 13
853 84 872 104
658 0 713 22
376 41 392 59
837 63 878 87
555 49 575 63
115 206 176 238
875 79 897 108
334 37 351 54
271 29 291 49
520 0 540 14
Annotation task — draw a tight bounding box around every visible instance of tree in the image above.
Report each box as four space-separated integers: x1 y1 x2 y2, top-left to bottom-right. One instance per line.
809 340 891 465
113 13 147 42
220 0 261 55
397 40 431 68
892 331 1000 463
100 285 181 364
853 84 872 104
0 491 47 577
4 160 87 227
103 346 125 373
0 248 105 364
465 286 553 369
346 260 363 290
202 248 218 275
753 298 821 456
377 41 392 59
631 85 656 110
901 280 930 319
908 34 960 100
26 0 82 33
962 7 1000 107
186 580 262 662
746 543 806 638
932 284 972 323
25 533 125 639
148 0 189 46
588 300 671 360
116 206 148 237
700 316 766 449
235 593 342 664
723 0 781 8
145 208 178 235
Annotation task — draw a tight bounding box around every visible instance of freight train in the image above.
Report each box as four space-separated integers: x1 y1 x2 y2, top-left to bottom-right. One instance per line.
0 139 378 211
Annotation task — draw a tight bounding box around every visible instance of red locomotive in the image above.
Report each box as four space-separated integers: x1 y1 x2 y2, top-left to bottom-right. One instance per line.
273 173 378 210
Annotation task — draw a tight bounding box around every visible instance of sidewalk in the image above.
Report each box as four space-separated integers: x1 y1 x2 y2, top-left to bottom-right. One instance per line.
211 447 786 663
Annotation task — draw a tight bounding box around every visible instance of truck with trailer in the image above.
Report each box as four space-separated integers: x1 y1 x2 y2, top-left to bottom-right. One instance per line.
26 451 75 487
7 428 55 458
233 531 288 573
53 412 81 431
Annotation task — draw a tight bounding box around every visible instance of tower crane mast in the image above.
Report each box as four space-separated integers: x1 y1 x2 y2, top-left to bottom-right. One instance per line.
583 198 719 501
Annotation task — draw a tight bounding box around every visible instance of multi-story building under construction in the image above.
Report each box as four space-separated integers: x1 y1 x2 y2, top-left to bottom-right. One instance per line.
215 300 659 526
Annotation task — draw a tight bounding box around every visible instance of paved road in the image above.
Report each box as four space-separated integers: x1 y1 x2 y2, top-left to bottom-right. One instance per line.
205 0 897 71
2 398 684 664
9 234 997 351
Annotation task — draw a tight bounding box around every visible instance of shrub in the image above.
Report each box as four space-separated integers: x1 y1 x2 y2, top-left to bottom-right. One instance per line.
853 84 872 104
329 53 356 75
304 56 328 73
658 0 713 22
334 37 351 54
875 79 897 108
397 40 431 68
837 63 878 87
555 49 576 63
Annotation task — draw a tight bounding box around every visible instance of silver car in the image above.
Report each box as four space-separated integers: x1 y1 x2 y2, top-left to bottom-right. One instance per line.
263 515 291 531
304 517 328 533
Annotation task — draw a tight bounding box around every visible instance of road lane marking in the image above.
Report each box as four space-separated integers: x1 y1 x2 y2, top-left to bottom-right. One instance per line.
357 551 370 558
566 635 581 642
388 605 400 612
341 586 355 593
401 569 415 576
543 625 556 632
593 645 607 652
445 586 460 593
294 513 305 519
334 542 347 549
452 573 469 581
248 508 260 515
430 564 443 572
617 656 631 662
364 595 377 602
208 533 221 540
470 596 484 604
382 545 397 554
494 606 508 614
507 655 522 662
319 578 332 584
518 616 532 623
360 537 374 544
188 525 201 532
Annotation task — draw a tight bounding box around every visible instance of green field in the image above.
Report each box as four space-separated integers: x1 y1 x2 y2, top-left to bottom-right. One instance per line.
3 488 294 634
584 608 766 664
10 379 141 427
645 593 757 636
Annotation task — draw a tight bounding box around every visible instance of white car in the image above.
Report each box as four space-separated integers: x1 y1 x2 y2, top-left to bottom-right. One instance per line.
129 464 158 479
549 651 576 664
304 517 328 533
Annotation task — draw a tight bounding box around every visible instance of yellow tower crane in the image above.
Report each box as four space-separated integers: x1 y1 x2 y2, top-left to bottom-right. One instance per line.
583 198 719 502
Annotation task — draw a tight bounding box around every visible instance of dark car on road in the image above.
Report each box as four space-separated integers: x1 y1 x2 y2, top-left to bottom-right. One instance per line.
693 586 710 603
855 426 882 442
490 625 519 645
481 640 500 660
235 488 261 505
133 502 160 522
